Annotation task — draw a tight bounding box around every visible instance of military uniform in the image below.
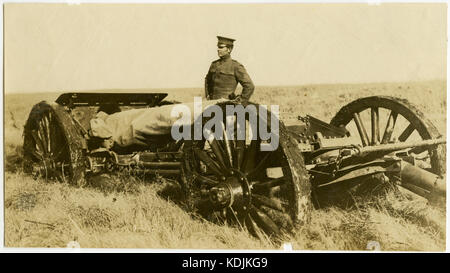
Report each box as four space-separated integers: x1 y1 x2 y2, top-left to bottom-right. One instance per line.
205 36 255 102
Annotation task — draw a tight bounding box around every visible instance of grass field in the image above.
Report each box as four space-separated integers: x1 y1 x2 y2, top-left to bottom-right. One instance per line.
3 80 447 250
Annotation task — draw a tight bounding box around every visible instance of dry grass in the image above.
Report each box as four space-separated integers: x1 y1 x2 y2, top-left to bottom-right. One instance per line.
3 80 446 250
4 173 271 249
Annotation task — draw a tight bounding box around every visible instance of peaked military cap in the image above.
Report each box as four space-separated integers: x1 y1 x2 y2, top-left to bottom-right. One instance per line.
217 36 235 48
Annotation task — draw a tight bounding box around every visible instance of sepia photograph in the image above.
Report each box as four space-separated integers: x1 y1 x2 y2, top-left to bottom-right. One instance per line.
2 1 447 252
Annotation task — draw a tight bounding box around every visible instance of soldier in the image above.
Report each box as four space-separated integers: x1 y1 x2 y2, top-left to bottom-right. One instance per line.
205 36 255 103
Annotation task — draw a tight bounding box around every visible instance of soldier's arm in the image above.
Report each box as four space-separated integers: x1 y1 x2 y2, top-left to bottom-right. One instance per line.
234 62 255 101
205 63 214 100
204 76 209 99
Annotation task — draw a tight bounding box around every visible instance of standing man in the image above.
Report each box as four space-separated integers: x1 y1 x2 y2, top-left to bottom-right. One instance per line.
205 36 255 103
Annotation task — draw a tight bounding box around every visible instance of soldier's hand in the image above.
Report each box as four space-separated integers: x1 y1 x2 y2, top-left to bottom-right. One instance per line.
233 95 247 104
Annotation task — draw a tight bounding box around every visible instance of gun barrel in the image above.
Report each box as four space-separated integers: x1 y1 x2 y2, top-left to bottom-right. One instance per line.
399 161 446 204
355 138 445 155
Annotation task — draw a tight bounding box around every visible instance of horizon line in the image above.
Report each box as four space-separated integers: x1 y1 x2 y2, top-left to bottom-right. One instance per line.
4 78 446 95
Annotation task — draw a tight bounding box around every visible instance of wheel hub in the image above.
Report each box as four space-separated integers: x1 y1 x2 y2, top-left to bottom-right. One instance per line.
209 170 251 210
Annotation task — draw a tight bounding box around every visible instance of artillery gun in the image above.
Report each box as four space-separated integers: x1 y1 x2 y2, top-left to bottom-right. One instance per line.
23 92 446 239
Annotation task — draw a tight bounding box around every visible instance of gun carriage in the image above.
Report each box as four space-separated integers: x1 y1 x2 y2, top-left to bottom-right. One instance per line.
23 92 446 239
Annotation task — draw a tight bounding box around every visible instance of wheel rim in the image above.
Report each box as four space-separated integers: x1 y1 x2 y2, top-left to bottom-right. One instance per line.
182 102 310 239
330 96 445 176
23 102 82 183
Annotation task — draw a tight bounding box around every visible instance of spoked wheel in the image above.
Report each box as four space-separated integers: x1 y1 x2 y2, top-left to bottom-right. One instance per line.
330 96 445 176
23 101 86 185
182 102 311 240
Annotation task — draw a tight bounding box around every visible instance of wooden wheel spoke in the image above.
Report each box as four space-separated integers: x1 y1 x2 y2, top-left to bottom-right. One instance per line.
220 121 234 167
30 149 44 160
227 207 245 230
381 111 398 144
252 194 284 211
371 107 380 145
242 140 259 173
43 115 52 153
47 112 61 154
231 115 239 164
31 130 46 155
353 112 370 146
249 206 280 235
247 152 271 179
233 115 247 168
252 177 285 191
193 148 226 177
245 214 264 240
207 136 229 171
37 121 50 154
398 123 415 142
217 139 233 168
234 140 245 169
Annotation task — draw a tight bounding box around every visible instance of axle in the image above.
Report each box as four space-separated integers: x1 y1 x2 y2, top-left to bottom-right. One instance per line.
86 150 183 177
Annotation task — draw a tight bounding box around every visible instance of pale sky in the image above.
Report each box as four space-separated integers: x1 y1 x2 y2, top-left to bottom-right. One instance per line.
4 3 447 93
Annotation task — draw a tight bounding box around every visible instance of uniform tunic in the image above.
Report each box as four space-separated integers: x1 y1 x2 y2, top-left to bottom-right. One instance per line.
205 56 255 101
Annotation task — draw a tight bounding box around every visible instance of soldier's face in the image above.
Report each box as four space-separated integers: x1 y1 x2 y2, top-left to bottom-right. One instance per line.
217 45 231 57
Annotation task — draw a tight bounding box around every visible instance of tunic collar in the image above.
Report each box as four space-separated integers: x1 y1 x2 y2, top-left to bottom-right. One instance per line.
219 54 232 62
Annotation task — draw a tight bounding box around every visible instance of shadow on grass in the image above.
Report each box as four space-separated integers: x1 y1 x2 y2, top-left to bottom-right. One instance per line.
312 176 397 210
156 180 186 205
86 172 143 194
